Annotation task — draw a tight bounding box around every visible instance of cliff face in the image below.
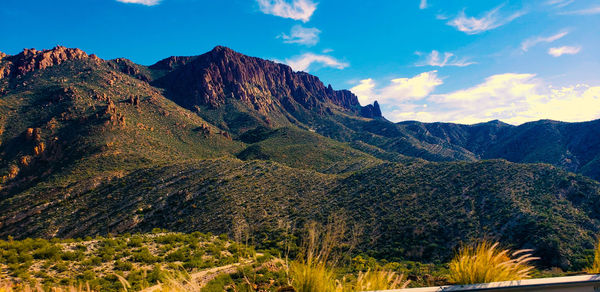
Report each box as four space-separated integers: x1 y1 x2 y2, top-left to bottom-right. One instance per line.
0 46 98 79
151 46 381 119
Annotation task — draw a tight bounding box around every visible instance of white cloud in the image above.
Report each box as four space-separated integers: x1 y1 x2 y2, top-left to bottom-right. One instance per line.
279 25 320 46
521 31 568 52
415 50 475 67
548 46 581 57
447 5 525 34
546 0 574 8
257 0 317 22
116 0 160 5
375 73 600 125
560 6 600 15
282 53 348 72
350 71 443 105
419 0 427 10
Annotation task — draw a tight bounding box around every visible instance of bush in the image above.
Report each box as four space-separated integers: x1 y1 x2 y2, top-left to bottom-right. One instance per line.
114 260 133 271
32 245 61 260
448 241 539 284
131 247 158 263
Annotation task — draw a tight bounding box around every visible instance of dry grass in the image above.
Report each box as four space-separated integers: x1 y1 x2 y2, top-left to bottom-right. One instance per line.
289 216 408 292
448 241 539 285
0 281 93 292
147 274 200 292
290 261 339 292
355 269 410 291
587 237 600 274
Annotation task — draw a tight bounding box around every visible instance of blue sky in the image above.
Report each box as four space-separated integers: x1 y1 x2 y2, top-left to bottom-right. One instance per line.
1 0 599 124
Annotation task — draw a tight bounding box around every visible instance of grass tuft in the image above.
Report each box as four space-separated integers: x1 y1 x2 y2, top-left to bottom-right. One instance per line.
355 269 410 291
587 237 600 274
290 261 339 292
448 241 539 285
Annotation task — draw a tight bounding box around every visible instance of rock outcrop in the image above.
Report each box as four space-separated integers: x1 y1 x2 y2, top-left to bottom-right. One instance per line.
0 46 92 79
360 101 382 119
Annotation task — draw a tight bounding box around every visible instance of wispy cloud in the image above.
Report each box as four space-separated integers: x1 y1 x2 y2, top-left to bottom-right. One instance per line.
521 30 568 52
257 0 317 22
447 5 526 34
548 46 581 57
545 0 574 8
350 71 443 105
419 0 427 10
278 25 320 46
560 6 600 15
282 53 348 72
116 0 160 6
415 51 475 67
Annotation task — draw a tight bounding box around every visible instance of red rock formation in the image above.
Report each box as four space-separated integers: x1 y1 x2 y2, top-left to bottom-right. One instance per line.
0 46 93 79
152 46 380 119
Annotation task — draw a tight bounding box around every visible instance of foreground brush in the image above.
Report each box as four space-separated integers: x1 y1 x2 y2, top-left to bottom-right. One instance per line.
448 241 539 285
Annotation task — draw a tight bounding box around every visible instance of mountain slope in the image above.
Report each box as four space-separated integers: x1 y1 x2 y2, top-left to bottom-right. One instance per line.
236 126 382 173
0 47 242 197
2 157 597 270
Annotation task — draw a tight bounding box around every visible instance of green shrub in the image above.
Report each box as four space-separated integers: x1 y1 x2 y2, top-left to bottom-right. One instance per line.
114 260 134 271
132 247 158 263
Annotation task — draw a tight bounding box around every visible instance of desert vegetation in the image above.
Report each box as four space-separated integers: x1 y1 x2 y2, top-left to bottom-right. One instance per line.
2 227 600 291
3 218 600 291
587 237 600 274
447 241 538 284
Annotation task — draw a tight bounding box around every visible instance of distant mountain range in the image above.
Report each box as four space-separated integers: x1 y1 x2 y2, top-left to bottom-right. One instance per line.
0 46 599 270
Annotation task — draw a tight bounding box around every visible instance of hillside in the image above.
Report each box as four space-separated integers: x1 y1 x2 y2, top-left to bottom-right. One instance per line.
397 119 600 180
0 46 600 273
3 157 599 270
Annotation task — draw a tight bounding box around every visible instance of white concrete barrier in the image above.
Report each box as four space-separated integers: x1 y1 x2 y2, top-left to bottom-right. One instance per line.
371 274 600 292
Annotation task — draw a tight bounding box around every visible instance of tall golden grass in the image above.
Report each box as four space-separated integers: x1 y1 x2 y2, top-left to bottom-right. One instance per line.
289 215 408 292
587 237 600 274
289 261 339 292
448 241 539 285
354 269 410 291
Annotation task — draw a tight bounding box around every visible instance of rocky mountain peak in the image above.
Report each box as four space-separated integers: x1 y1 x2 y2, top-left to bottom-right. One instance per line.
0 46 97 79
208 45 238 56
152 46 382 120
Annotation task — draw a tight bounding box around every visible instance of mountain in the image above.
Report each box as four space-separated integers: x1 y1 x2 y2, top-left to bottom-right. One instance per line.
397 119 600 180
1 46 600 271
150 46 382 134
